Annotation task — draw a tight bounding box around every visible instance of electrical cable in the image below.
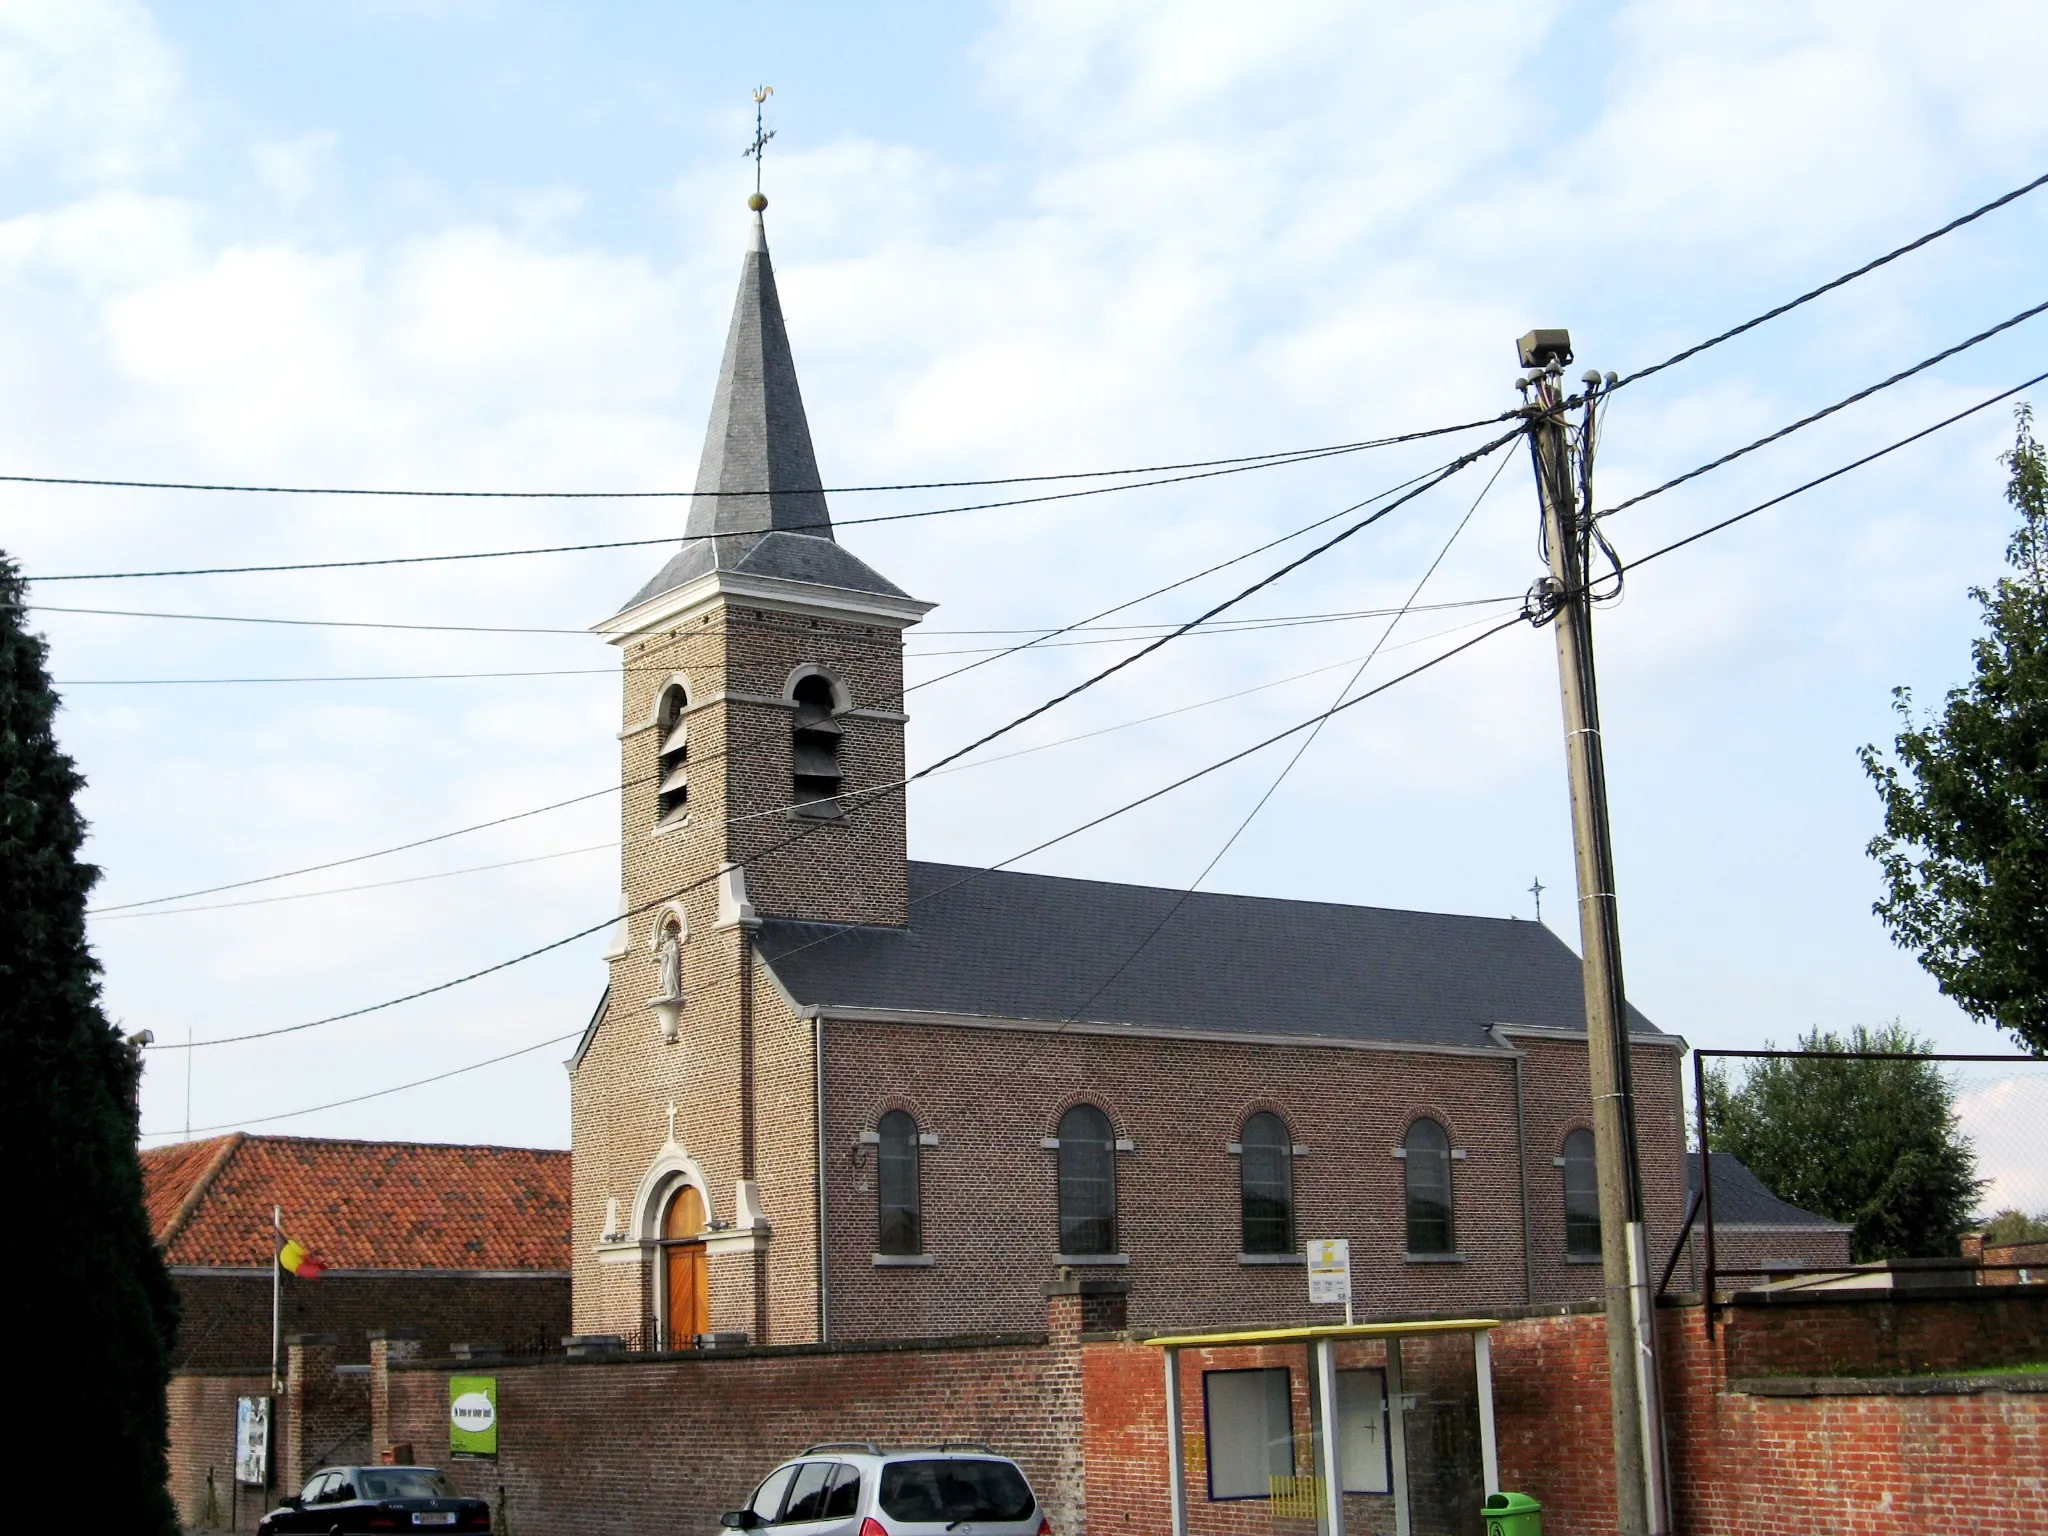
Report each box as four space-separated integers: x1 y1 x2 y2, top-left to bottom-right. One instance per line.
141 433 1521 1050
144 1029 584 1138
139 367 2048 1121
10 414 1506 502
90 451 1486 912
1611 167 2048 393
1046 450 1518 1028
1619 367 2048 574
1598 296 2048 519
146 607 1530 1128
92 842 618 920
51 598 1520 683
27 419 1509 584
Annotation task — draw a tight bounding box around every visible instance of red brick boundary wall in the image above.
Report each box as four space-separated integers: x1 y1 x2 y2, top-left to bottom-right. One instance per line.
168 1368 273 1531
374 1294 1098 1536
274 1287 2046 1536
1490 1291 2048 1536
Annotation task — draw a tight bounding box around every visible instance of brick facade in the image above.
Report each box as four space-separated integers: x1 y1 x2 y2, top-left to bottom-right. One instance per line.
819 1018 1687 1337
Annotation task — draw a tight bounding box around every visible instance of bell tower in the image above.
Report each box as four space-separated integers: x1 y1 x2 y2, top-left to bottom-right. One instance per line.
569 199 931 1344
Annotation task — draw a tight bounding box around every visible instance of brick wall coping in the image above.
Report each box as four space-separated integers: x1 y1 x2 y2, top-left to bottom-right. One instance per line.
389 1330 1051 1372
170 1367 276 1380
169 1265 570 1279
1727 1285 2047 1309
1732 1372 2048 1397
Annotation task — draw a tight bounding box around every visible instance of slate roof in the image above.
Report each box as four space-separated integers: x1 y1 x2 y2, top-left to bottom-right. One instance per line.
621 209 906 613
139 1133 571 1271
1688 1152 1853 1231
756 861 1664 1052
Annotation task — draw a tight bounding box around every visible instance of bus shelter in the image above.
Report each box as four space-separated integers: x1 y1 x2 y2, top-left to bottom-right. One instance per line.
1146 1319 1501 1536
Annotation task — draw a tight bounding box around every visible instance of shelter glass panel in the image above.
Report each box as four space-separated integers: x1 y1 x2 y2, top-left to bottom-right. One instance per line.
1202 1367 1295 1500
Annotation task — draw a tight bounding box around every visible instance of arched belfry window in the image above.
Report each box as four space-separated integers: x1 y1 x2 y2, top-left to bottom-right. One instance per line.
1403 1117 1455 1255
1239 1111 1294 1255
655 684 690 828
877 1110 921 1256
1057 1104 1117 1257
790 673 843 817
1562 1128 1600 1259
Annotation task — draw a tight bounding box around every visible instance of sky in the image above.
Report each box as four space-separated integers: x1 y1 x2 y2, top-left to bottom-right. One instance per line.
3 0 2045 1203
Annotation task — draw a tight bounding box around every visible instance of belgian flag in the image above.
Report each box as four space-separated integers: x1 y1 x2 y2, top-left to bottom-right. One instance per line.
278 1235 326 1280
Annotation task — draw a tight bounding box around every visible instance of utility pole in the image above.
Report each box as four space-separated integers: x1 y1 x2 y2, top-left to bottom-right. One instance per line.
1516 329 1671 1536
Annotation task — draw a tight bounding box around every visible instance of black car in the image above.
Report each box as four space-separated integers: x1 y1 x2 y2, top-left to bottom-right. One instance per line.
259 1466 490 1534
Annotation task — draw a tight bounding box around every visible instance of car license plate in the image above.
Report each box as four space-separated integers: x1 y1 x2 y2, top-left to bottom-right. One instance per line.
414 1515 457 1526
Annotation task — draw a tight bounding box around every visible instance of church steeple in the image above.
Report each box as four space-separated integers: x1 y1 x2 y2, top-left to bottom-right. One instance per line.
688 202 834 544
616 199 910 616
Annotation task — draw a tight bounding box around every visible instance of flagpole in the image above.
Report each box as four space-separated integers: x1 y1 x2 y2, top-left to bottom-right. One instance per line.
271 1203 282 1395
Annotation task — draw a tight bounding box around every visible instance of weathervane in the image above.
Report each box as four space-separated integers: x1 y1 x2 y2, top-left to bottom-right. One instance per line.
1529 876 1546 924
745 85 775 209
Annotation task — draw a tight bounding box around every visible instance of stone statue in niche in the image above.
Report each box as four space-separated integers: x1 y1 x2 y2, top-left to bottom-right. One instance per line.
650 918 685 1043
657 923 682 1001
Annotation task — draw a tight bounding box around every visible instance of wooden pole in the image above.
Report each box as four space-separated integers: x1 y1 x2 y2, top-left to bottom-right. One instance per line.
1524 356 1670 1534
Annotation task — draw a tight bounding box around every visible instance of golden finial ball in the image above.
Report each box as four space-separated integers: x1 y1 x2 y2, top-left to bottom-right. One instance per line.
747 193 768 212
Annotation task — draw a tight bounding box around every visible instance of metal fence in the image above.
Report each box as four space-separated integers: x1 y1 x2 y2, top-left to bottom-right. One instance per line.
1660 1048 2048 1323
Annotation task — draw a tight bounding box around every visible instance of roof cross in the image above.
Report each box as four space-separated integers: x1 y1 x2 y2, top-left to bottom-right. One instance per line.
1529 876 1546 924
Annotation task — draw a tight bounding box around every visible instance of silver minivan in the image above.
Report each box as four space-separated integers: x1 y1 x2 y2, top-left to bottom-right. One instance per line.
719 1445 1050 1536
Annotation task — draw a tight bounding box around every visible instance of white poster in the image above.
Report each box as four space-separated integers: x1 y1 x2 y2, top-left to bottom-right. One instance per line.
234 1396 271 1487
1307 1238 1352 1305
1337 1369 1392 1494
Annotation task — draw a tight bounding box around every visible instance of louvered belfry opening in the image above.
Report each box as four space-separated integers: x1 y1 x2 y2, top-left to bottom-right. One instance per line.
790 673 843 817
655 684 689 827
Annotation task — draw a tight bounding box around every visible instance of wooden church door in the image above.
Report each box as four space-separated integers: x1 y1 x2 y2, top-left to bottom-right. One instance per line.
661 1184 710 1347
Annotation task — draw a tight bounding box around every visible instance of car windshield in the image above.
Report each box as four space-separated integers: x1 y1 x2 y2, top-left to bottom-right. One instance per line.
879 1460 1034 1525
358 1470 455 1500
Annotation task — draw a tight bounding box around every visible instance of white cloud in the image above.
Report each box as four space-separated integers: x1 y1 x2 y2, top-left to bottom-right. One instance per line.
0 0 183 182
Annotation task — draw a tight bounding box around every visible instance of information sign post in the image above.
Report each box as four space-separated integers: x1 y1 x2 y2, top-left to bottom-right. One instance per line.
1307 1238 1354 1324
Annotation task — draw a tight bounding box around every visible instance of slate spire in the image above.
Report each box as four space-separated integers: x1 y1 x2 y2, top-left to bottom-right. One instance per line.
687 201 834 544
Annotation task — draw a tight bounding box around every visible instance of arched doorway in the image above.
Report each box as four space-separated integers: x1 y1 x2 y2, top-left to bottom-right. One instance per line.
661 1184 709 1349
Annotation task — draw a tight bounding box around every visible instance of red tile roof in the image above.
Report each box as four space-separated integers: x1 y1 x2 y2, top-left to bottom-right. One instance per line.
140 1134 570 1271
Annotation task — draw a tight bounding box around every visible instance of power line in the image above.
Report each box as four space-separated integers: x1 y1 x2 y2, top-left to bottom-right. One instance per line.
92 842 618 920
9 415 1505 502
1047 450 1517 1028
1620 367 2048 572
27 602 594 635
143 435 1520 1050
1612 167 2048 392
92 451 1485 913
1598 296 2048 518
149 608 1531 1126
136 368 2048 1121
87 782 628 914
27 419 1508 583
52 599 1518 683
143 1029 583 1139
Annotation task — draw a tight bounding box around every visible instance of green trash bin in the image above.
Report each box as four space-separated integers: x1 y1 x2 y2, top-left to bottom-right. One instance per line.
1483 1491 1542 1536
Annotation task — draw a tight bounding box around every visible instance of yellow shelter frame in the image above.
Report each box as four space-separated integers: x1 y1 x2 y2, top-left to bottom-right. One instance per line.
1145 1319 1502 1536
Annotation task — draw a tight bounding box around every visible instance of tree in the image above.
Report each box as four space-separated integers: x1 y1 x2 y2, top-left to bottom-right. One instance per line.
1861 405 2048 1053
0 556 178 1529
1704 1024 1982 1261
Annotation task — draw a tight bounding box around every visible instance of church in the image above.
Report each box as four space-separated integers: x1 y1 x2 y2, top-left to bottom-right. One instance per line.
566 199 1688 1350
